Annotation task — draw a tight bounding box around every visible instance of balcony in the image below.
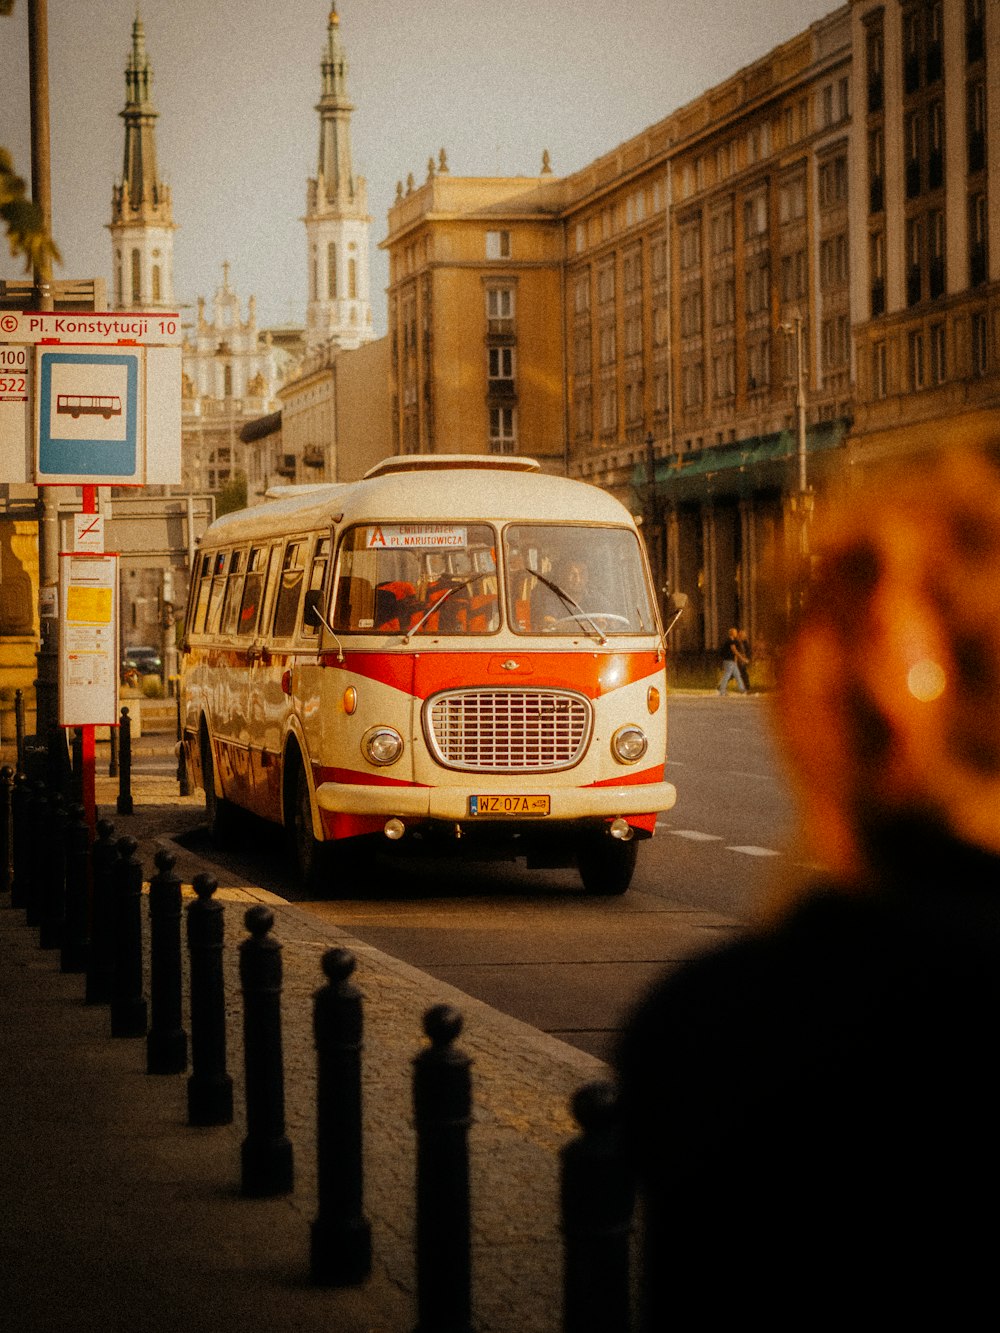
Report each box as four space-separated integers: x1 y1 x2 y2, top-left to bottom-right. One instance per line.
302 445 325 469
276 454 296 478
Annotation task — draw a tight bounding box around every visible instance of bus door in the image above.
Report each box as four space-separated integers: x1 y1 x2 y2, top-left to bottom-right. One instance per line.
234 543 275 816
214 546 255 807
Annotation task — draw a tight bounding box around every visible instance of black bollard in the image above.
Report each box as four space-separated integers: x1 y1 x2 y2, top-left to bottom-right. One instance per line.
186 873 233 1126
413 1004 473 1333
0 765 12 898
560 1081 636 1333
310 948 372 1286
60 803 91 973
9 770 29 910
38 792 67 951
14 688 25 772
46 724 72 799
85 819 118 1004
117 707 133 816
110 835 148 1038
109 726 119 779
176 696 191 796
147 849 188 1074
23 781 47 929
71 728 84 806
239 905 294 1198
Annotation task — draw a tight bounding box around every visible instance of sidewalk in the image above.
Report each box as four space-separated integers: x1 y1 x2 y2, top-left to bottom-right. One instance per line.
1 764 643 1333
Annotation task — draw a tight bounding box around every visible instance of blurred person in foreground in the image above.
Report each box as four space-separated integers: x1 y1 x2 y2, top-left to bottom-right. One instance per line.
617 443 1000 1326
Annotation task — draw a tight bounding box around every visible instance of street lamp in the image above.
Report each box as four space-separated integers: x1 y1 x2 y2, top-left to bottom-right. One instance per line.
778 315 812 563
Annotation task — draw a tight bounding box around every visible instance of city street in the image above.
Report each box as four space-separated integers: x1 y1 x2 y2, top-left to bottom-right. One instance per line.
160 693 805 1062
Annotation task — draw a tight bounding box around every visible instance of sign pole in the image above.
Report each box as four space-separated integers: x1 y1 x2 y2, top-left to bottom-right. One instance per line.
79 485 97 832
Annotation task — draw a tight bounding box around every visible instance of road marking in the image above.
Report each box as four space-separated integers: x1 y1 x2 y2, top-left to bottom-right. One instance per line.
727 845 781 857
667 829 723 842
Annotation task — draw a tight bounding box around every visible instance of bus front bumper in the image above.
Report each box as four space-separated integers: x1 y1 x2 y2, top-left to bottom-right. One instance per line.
314 779 677 822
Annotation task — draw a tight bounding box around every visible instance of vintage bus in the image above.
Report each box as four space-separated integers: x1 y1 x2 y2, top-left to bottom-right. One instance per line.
180 455 681 894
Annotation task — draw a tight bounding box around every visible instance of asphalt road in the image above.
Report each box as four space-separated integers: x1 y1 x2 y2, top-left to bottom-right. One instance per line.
163 693 807 1062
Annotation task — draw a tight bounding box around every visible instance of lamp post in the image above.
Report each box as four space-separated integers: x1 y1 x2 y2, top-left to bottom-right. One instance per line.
779 315 812 562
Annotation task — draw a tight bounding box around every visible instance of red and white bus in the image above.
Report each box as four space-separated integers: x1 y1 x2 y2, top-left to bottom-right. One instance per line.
180 455 681 894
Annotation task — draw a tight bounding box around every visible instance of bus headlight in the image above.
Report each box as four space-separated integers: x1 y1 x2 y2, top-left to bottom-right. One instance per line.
611 724 648 765
362 726 404 766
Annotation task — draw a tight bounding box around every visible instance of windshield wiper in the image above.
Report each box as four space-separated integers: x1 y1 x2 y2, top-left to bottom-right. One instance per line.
530 570 607 645
402 574 483 643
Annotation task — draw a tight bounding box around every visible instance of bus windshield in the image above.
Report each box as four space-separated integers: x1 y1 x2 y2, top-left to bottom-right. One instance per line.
504 524 655 635
333 522 500 635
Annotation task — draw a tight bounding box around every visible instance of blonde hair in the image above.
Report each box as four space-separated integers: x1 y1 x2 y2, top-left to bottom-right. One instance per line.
767 442 1000 914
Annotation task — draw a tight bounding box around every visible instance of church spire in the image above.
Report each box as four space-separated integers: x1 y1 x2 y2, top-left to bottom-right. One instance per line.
304 3 373 350
109 13 175 309
316 3 356 207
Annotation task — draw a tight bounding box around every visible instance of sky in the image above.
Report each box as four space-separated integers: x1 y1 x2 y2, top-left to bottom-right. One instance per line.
1 0 840 338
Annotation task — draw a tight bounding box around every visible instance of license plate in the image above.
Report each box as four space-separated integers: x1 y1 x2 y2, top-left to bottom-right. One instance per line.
469 794 550 816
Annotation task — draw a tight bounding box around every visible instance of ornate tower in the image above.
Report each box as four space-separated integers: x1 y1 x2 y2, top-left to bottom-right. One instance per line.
108 13 176 310
303 4 374 349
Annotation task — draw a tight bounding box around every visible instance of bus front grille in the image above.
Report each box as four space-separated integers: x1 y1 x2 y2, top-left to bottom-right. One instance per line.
424 689 591 773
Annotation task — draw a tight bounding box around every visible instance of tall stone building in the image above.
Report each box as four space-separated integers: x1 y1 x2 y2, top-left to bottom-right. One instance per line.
383 0 999 662
108 13 176 311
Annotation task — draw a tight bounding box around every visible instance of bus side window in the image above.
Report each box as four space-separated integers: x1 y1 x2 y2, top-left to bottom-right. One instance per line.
219 548 247 636
301 535 331 638
237 546 267 638
271 541 305 639
191 553 213 633
205 550 231 635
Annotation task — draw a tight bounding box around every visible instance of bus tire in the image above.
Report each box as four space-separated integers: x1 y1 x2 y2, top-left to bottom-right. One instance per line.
201 727 236 843
576 835 638 896
287 757 331 892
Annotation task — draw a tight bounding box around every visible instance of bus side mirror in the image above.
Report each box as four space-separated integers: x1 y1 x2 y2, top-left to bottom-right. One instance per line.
303 588 323 629
663 590 687 635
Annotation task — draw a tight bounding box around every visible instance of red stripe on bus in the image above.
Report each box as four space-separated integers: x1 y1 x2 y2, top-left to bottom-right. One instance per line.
314 765 430 789
585 764 666 787
319 650 663 698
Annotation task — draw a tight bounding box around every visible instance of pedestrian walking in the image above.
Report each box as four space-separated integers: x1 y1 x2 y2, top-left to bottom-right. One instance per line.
737 627 752 690
617 440 1000 1326
717 627 747 694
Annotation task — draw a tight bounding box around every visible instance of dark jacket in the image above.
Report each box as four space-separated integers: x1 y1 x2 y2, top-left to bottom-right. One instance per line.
616 826 1000 1325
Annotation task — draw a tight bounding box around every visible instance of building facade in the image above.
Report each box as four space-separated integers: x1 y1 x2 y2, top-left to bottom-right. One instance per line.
180 263 285 495
382 0 999 664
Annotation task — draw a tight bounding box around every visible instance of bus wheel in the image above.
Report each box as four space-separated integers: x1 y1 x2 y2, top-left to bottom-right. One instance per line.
576 835 638 896
289 761 330 892
201 729 235 842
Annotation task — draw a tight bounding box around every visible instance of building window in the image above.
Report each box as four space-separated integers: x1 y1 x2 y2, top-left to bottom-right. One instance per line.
928 100 944 188
130 248 141 304
930 322 947 384
968 81 986 172
712 277 735 326
576 223 586 253
574 275 590 313
223 363 233 398
867 23 884 112
348 252 358 300
713 348 735 400
908 330 925 390
821 233 849 289
486 230 511 260
744 191 768 238
819 156 848 208
869 128 885 213
574 331 591 375
486 287 514 322
151 264 161 303
870 230 886 316
970 192 988 285
745 259 770 316
747 337 770 391
488 346 514 380
679 292 700 338
780 250 807 303
599 324 616 366
681 362 703 410
873 340 887 398
967 0 985 63
679 221 702 270
600 383 617 433
905 112 922 198
624 312 643 357
784 174 805 223
906 217 923 306
972 311 989 376
711 206 734 255
929 210 945 298
489 405 516 452
597 264 615 304
327 243 337 299
654 302 672 346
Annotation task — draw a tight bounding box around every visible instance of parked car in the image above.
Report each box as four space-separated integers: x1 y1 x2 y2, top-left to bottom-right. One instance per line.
122 645 162 685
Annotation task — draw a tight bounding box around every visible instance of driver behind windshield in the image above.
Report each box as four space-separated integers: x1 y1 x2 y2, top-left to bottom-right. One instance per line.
530 556 590 630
